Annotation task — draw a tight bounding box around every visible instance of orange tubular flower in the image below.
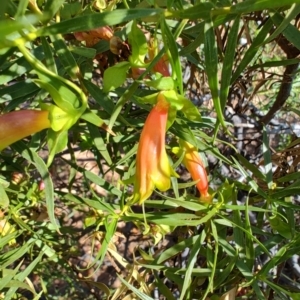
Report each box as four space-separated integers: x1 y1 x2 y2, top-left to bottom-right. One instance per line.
133 93 178 204
179 140 212 203
0 110 50 151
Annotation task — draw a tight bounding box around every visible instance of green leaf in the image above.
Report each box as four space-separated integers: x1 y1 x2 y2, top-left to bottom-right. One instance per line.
154 273 176 300
220 16 240 113
168 2 215 20
44 0 66 19
271 10 300 51
163 90 201 121
272 180 300 198
0 236 35 269
265 4 300 44
0 46 44 85
1 0 17 17
41 36 57 74
161 18 183 94
83 80 115 114
204 20 226 130
39 9 163 36
231 156 267 198
117 275 154 300
12 142 59 230
34 78 80 113
0 262 22 291
231 18 273 84
0 15 41 46
231 188 245 252
86 123 112 165
47 129 68 166
180 232 206 300
0 184 9 208
103 61 131 93
80 109 105 128
170 0 300 20
128 20 148 67
62 192 117 214
180 22 205 56
230 0 300 15
269 213 292 239
59 2 82 19
5 249 44 299
235 153 266 182
203 221 219 299
262 127 273 189
251 58 300 69
51 34 80 79
143 76 175 90
70 45 96 58
244 194 255 270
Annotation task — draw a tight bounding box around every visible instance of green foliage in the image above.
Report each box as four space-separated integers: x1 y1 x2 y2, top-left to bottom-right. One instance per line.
1 0 300 299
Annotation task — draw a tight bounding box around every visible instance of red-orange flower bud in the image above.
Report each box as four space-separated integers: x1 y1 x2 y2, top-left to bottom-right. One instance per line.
175 140 212 203
0 110 50 151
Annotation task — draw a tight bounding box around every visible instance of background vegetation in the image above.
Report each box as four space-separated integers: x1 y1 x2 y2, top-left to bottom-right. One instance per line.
1 0 300 299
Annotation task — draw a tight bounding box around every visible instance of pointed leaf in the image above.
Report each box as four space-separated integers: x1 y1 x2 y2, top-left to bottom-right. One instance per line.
47 129 68 166
128 20 148 67
204 20 227 129
103 61 131 93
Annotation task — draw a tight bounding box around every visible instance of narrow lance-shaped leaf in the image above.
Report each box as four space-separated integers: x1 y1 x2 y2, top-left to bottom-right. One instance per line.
0 184 9 208
204 20 227 130
231 18 273 84
244 194 255 269
161 18 183 94
51 34 80 79
38 9 163 37
41 36 57 74
262 127 273 189
169 0 300 20
264 4 300 45
47 129 68 166
271 11 300 51
43 0 65 19
12 143 59 231
220 16 240 112
128 20 148 67
180 232 206 300
230 0 300 15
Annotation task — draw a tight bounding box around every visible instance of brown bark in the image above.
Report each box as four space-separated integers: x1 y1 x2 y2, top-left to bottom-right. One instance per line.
259 34 300 125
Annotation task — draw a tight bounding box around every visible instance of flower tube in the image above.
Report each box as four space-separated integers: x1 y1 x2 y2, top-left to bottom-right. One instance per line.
0 110 50 151
177 140 212 203
132 93 178 204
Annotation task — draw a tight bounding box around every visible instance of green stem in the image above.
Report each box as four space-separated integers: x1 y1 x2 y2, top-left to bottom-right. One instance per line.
122 0 130 9
17 43 87 113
